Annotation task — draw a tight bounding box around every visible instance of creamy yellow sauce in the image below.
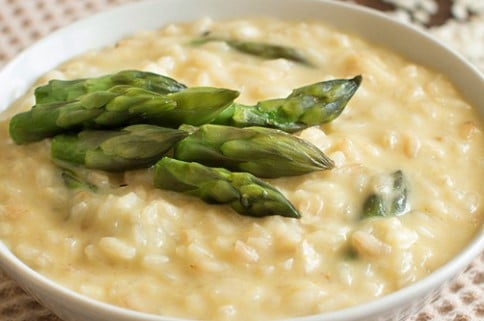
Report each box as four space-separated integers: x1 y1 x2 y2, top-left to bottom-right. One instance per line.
0 17 483 321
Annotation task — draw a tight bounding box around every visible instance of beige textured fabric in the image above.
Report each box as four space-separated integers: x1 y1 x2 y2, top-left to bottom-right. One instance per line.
0 1 482 320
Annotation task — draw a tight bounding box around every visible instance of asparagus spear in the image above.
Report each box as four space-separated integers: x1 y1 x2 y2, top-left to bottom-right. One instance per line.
35 69 187 104
362 170 409 218
60 168 98 192
192 36 313 66
10 85 239 144
174 124 334 178
51 124 188 171
153 157 300 218
213 75 362 132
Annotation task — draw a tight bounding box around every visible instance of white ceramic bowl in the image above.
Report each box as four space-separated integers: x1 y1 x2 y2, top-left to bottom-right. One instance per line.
0 1 482 321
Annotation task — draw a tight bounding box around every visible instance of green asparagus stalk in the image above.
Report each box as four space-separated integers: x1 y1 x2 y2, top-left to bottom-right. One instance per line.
153 157 300 218
10 85 239 144
174 124 334 178
51 124 188 171
213 75 362 132
192 36 313 66
362 170 409 218
35 70 187 104
60 168 98 192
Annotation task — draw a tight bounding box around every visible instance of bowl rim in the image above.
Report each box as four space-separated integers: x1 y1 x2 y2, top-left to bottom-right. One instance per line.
1 0 482 110
1 233 483 321
0 0 483 320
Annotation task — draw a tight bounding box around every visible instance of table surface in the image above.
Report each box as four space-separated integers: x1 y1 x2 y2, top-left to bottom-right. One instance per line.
0 1 482 321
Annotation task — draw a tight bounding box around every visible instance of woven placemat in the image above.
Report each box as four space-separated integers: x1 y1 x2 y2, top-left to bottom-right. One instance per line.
0 1 482 321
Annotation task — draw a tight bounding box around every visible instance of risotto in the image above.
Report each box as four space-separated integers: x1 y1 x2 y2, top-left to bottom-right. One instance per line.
0 17 483 321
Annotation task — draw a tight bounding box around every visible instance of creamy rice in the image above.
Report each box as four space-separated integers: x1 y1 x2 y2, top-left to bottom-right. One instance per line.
0 17 483 321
